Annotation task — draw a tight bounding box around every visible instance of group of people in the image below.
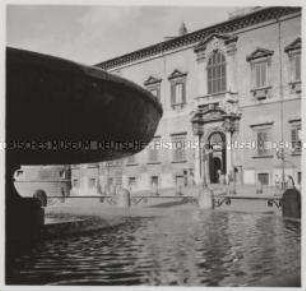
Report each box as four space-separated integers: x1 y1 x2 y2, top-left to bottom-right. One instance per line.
216 168 237 186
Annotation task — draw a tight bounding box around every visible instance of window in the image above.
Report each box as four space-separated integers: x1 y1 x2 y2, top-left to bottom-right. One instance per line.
171 82 186 106
73 179 79 188
247 48 274 99
258 173 269 185
107 177 114 186
148 137 161 163
207 51 226 94
209 132 224 150
127 155 137 165
149 88 160 99
144 76 162 101
128 177 136 186
257 130 270 156
291 125 302 154
168 69 187 108
88 178 96 189
297 172 301 185
59 170 66 179
171 134 187 162
16 170 23 177
285 37 301 86
254 61 267 88
291 54 301 82
151 176 159 188
251 123 273 157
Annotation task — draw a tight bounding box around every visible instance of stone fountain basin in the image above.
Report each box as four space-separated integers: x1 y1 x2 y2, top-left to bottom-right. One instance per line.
6 47 163 165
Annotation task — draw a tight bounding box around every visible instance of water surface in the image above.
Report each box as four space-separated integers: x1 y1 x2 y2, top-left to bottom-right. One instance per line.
7 209 300 286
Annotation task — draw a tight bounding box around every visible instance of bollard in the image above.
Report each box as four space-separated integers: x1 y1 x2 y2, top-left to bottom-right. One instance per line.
282 187 301 219
117 188 131 208
198 187 214 209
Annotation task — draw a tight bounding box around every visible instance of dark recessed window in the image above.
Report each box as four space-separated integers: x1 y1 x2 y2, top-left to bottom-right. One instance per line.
128 177 136 186
258 173 269 185
73 179 79 188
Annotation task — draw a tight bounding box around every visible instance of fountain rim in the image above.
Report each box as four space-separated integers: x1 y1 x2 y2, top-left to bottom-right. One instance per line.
6 46 163 116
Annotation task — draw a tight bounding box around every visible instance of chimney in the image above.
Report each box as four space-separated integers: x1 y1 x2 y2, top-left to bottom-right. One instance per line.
178 22 188 36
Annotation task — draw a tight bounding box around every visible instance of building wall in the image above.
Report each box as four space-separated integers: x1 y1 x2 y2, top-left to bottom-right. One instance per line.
46 8 302 195
14 165 71 198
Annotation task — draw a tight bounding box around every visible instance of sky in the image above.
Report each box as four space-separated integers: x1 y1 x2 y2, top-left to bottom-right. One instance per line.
6 5 239 65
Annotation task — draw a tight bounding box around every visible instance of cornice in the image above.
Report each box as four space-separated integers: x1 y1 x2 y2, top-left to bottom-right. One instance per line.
96 7 301 70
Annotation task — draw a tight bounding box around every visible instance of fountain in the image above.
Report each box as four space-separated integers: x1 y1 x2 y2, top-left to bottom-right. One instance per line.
6 47 163 244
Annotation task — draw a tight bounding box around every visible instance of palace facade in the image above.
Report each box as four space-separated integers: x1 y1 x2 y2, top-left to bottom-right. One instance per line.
70 6 302 196
16 6 302 198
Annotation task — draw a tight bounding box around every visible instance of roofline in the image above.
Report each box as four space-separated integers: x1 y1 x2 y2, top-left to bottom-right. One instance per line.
95 6 301 70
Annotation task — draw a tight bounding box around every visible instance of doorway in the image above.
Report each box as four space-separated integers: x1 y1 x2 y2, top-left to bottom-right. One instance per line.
210 157 222 183
208 131 226 184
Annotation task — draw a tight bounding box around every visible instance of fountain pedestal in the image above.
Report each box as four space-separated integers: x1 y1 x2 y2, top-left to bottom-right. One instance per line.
282 188 301 219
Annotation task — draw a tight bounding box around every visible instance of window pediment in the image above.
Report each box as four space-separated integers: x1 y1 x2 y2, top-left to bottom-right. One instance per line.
144 76 162 86
168 69 187 80
285 37 301 53
194 33 238 53
246 48 274 62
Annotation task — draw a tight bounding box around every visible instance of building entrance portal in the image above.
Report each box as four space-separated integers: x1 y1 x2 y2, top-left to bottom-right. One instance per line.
208 132 226 184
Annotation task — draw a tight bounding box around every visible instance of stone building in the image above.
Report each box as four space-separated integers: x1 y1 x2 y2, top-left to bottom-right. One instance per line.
14 165 71 198
17 7 302 197
81 6 301 196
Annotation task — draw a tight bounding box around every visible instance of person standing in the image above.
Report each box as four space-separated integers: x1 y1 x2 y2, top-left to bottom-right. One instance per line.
217 169 222 184
274 175 281 196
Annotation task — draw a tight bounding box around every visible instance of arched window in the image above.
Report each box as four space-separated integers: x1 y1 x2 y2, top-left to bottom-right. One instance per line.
208 132 225 150
207 51 226 94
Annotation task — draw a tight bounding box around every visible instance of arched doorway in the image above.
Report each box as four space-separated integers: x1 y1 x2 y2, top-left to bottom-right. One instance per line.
208 131 226 183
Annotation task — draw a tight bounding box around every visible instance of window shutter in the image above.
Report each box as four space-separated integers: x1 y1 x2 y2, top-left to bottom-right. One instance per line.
176 83 183 104
171 83 176 105
255 64 261 88
261 62 266 87
182 83 186 104
292 128 297 144
207 67 212 94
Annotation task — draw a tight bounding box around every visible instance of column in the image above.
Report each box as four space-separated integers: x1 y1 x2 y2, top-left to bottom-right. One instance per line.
194 135 202 185
203 150 210 186
226 131 232 175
